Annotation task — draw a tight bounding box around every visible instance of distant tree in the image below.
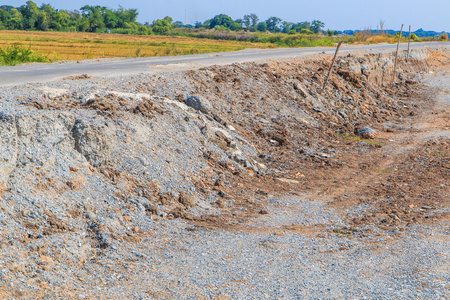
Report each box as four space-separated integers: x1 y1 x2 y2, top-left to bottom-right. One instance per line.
19 1 39 29
256 21 267 32
311 20 324 34
208 14 241 30
281 21 293 33
249 14 258 27
293 21 311 32
104 9 119 28
138 25 147 34
0 9 11 29
173 21 184 28
243 13 258 31
265 16 281 32
230 22 242 31
40 4 60 30
77 15 90 32
35 10 48 30
242 14 251 30
9 8 23 29
152 17 172 35
201 19 211 28
80 5 106 32
115 5 138 26
163 16 173 24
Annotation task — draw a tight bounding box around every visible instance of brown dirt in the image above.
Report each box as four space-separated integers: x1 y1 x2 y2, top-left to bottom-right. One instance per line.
20 51 450 232
182 55 450 231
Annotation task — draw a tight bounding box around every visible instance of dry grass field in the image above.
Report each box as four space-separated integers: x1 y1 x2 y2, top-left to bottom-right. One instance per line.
0 30 270 61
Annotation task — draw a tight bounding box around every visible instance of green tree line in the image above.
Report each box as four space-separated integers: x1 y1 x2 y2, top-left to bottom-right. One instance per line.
0 1 326 36
0 1 140 32
202 14 324 34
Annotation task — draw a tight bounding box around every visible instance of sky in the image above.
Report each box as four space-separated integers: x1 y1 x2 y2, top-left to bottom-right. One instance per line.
4 0 450 32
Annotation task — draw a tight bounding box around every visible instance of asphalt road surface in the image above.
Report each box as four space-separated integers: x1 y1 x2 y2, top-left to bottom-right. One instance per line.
0 42 448 87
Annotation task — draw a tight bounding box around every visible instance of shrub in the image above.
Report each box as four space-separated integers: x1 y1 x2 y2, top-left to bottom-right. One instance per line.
0 44 50 66
299 28 313 35
440 33 448 41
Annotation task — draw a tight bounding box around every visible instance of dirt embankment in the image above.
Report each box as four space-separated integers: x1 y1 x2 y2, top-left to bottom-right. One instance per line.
0 46 449 298
181 47 450 228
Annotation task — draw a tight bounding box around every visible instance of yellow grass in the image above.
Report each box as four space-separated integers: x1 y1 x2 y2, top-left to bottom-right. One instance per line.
365 35 397 44
0 30 271 61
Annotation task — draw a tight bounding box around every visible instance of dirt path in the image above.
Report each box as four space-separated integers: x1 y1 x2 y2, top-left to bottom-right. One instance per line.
328 67 450 225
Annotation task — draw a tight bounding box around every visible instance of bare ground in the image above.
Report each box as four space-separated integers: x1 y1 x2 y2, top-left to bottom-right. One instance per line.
0 47 449 298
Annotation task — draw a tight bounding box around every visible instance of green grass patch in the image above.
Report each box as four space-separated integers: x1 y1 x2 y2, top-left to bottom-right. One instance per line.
337 133 381 146
0 44 50 66
374 168 389 174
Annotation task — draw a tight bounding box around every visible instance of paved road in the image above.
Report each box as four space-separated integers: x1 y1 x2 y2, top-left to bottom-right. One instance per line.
0 42 448 87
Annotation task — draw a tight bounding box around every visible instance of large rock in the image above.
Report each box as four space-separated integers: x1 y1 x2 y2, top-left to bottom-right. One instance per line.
14 111 78 168
185 95 213 114
358 126 377 139
71 118 116 167
293 82 310 98
15 111 74 142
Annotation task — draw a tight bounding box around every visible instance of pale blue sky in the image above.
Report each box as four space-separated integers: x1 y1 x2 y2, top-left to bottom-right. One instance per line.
4 0 450 32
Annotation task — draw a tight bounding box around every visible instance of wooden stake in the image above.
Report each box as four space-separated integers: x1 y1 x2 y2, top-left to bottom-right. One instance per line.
322 41 342 92
406 25 412 63
393 24 404 82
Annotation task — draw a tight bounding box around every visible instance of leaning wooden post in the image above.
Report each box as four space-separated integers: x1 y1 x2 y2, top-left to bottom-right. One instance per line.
322 41 342 92
406 25 412 63
393 24 404 82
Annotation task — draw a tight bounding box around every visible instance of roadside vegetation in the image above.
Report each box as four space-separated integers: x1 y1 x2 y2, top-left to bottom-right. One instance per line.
0 30 270 65
0 43 49 65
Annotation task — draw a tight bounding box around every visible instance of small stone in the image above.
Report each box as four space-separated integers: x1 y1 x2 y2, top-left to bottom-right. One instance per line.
293 82 310 98
227 140 237 149
185 95 213 114
358 127 377 139
178 192 195 207
338 110 348 119
215 130 231 142
201 123 212 138
421 206 433 210
169 207 185 219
